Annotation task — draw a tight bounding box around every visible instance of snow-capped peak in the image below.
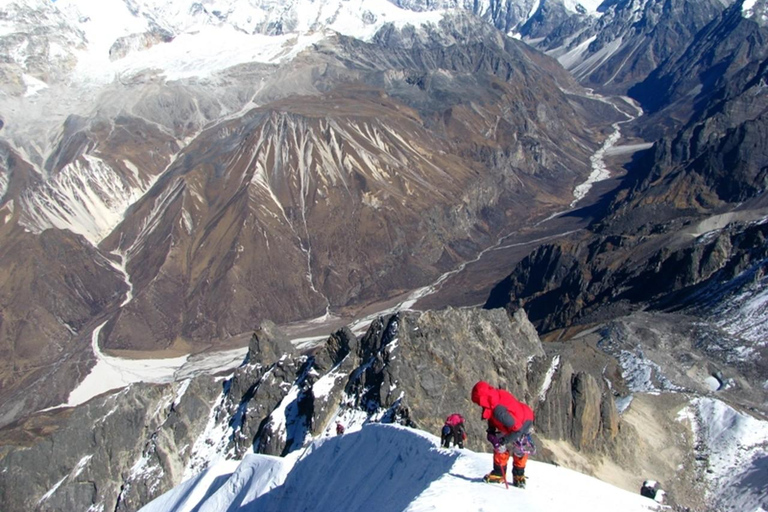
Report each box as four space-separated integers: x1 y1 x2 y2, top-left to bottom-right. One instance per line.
742 0 768 24
10 0 452 88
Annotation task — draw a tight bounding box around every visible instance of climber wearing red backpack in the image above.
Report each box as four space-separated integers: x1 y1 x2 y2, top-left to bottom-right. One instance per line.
440 413 467 448
471 381 535 488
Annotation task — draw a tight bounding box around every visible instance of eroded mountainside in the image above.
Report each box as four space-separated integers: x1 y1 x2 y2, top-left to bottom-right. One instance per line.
0 11 616 424
1 1 768 511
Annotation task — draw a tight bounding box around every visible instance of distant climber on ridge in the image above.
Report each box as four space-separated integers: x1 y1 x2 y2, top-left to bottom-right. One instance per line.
440 413 467 448
471 381 535 488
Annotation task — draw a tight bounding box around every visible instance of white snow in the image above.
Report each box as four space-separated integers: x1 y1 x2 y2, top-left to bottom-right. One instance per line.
704 376 721 392
743 0 758 17
563 0 605 14
571 36 624 79
38 453 94 504
538 355 560 402
22 74 49 96
312 366 347 400
617 349 682 394
20 153 149 245
38 475 68 504
681 397 768 512
66 322 189 407
714 273 768 347
48 0 450 86
603 142 654 156
139 423 659 512
554 35 597 70
184 388 238 480
173 347 249 381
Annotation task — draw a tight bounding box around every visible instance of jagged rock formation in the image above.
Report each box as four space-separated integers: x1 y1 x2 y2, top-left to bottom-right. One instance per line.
0 377 222 512
631 0 768 132
485 214 768 334
524 0 728 95
486 0 768 336
0 307 650 512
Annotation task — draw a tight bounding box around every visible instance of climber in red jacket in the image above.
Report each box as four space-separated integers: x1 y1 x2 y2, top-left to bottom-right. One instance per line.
471 381 535 488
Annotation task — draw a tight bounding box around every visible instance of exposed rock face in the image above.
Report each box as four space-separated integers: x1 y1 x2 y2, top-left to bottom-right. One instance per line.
347 308 546 445
0 307 639 511
109 28 173 61
631 2 768 129
486 0 768 337
531 355 620 453
486 216 768 334
0 377 222 512
525 0 727 94
0 0 83 96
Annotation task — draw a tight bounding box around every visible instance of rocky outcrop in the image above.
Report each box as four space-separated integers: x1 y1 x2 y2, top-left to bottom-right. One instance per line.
527 0 726 95
486 217 768 334
109 28 173 61
0 377 222 512
0 307 641 511
530 354 620 454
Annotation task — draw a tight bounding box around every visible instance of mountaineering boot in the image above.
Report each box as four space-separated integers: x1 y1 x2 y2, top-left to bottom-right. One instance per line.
512 467 526 489
483 473 506 484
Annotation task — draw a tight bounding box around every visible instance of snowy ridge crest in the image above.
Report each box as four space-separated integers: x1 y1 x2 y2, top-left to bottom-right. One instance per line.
140 424 659 512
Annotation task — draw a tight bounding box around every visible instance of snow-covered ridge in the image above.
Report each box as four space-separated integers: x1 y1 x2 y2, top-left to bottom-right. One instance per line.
682 397 768 512
742 0 768 24
140 423 659 512
23 0 449 87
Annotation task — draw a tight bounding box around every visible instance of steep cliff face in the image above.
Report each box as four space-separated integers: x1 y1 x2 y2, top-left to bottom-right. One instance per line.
0 377 223 512
525 0 728 94
486 0 768 337
631 1 768 128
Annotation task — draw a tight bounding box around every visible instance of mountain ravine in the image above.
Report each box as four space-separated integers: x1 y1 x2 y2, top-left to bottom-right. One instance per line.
0 12 618 424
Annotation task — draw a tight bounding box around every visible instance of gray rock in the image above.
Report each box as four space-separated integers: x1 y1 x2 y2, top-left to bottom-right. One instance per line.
247 321 296 365
0 377 221 512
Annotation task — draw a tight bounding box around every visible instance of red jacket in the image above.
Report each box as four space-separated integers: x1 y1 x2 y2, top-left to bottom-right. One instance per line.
471 381 534 436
